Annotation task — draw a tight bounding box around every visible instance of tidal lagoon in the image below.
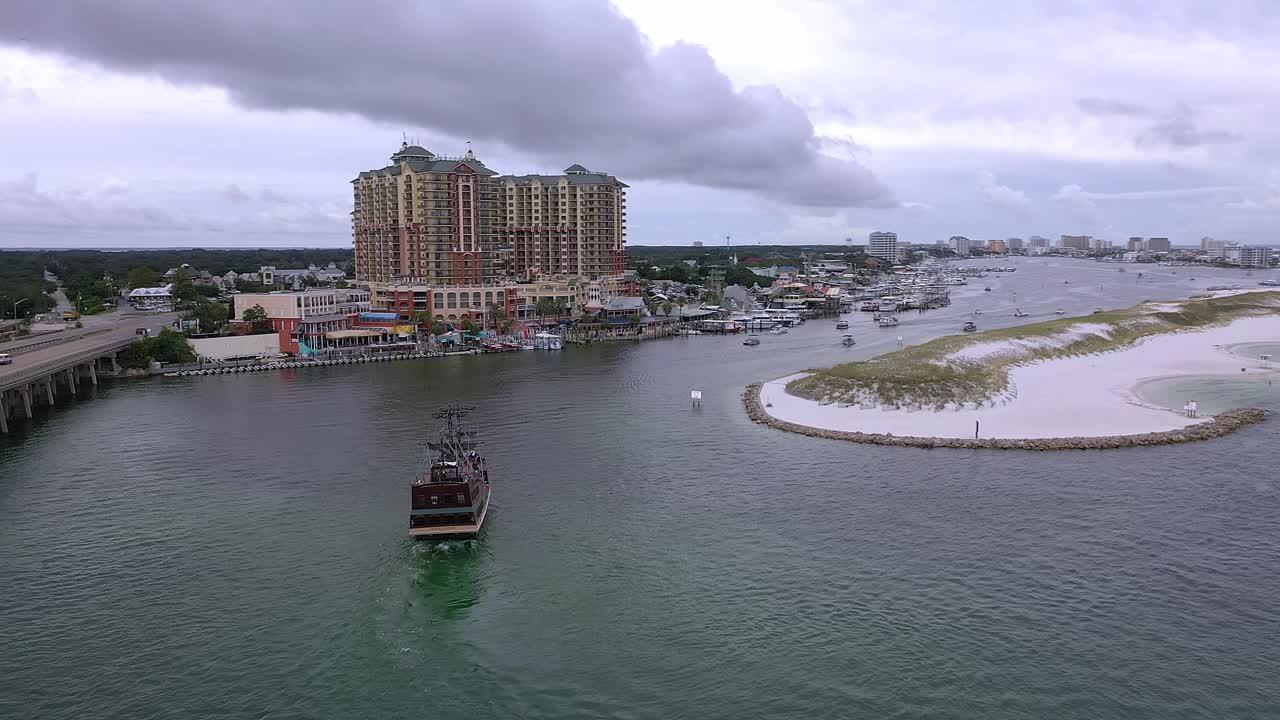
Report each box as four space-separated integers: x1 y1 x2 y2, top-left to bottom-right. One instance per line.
3 259 1279 719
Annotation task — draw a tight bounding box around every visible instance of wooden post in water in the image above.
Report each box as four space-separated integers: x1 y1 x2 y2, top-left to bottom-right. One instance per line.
974 420 979 439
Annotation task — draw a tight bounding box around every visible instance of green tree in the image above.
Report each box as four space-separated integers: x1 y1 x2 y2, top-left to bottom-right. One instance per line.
460 318 479 334
186 300 229 335
487 303 507 328
126 265 161 289
334 279 349 289
662 301 673 316
172 268 198 303
241 304 268 323
122 328 196 368
235 277 267 293
535 297 560 319
430 322 448 336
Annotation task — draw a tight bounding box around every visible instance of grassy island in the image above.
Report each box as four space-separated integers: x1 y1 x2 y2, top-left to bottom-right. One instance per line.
788 291 1280 410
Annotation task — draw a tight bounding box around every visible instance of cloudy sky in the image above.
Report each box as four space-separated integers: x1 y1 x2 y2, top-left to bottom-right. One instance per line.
1 0 1278 248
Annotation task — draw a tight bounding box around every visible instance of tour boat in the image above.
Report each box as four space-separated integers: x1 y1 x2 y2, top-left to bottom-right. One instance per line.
835 319 850 330
743 336 760 346
962 321 977 332
841 334 856 346
878 315 899 328
409 404 491 539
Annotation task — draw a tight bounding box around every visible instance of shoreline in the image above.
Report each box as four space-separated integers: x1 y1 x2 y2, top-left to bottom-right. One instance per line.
743 383 1267 450
748 308 1279 449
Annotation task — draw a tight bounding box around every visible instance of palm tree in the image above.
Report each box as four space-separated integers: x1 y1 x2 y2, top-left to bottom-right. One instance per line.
487 303 507 328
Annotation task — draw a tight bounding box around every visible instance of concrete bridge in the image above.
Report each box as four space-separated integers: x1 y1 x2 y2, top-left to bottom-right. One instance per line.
0 313 179 434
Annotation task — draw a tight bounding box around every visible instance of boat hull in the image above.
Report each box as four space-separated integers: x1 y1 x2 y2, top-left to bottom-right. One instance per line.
409 488 491 539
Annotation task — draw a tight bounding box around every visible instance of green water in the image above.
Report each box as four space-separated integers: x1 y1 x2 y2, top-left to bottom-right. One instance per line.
3 259 1279 719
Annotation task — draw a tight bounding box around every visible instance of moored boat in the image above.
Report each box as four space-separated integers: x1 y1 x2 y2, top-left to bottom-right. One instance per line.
836 319 849 330
409 404 492 539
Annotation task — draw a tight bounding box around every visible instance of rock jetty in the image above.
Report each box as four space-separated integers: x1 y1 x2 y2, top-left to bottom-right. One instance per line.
742 383 1266 450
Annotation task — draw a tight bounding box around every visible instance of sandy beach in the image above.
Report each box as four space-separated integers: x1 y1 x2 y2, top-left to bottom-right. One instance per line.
760 314 1280 440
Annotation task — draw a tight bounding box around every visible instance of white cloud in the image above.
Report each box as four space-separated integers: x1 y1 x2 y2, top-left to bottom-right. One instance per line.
976 171 1031 211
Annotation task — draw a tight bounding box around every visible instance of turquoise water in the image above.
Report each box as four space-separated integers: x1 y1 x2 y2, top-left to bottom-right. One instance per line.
1136 374 1280 416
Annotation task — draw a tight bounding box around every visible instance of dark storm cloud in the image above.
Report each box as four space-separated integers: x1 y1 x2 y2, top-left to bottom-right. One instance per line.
1 0 894 208
1135 111 1242 149
1078 99 1241 149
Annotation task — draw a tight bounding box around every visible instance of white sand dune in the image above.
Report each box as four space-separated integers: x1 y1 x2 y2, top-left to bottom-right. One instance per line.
760 315 1280 440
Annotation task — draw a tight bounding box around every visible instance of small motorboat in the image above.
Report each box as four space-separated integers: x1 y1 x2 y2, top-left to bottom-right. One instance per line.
772 327 788 335
984 287 992 292
878 315 899 327
973 308 983 315
835 320 849 330
743 336 760 346
1092 307 1104 314
1055 308 1065 315
841 334 856 347
1064 280 1070 284
1013 308 1028 317
962 321 977 332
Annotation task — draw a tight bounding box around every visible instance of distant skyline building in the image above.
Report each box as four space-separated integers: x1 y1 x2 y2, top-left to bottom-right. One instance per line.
1006 237 1024 250
949 235 972 256
1145 237 1171 252
1029 236 1050 248
987 238 1007 254
692 241 703 248
1202 237 1227 259
868 231 899 262
1061 235 1091 251
1128 237 1144 251
1236 245 1272 267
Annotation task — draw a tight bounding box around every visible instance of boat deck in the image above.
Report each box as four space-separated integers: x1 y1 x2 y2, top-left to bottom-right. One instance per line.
408 521 483 537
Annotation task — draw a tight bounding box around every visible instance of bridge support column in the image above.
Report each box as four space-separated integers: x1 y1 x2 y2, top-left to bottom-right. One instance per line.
45 377 55 405
66 368 77 396
87 363 98 386
110 355 121 374
20 385 33 418
0 394 9 434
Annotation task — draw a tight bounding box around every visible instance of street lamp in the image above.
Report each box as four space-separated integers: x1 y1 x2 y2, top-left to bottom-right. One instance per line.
14 297 29 320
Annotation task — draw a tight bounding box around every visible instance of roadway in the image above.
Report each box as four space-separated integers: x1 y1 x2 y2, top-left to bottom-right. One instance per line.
0 310 182 355
0 312 181 392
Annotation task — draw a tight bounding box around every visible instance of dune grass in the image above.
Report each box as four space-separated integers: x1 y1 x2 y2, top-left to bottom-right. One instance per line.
788 291 1280 410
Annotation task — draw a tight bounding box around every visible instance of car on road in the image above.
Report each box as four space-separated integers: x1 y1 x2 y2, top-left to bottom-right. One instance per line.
0 353 12 365
135 328 152 336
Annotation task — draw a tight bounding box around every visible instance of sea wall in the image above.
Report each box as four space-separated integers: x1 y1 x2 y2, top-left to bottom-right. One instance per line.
742 383 1266 450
